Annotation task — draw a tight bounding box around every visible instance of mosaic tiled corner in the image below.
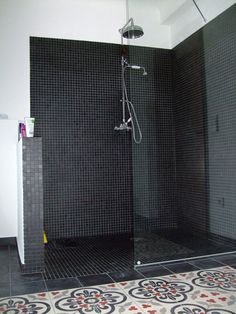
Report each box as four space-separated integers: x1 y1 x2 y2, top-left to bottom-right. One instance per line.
22 137 44 273
1 266 236 313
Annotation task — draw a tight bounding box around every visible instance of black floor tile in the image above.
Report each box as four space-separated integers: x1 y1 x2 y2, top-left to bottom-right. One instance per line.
11 272 43 283
189 258 223 269
213 254 236 266
0 247 9 260
9 247 19 259
0 282 10 298
45 277 82 291
44 236 133 279
11 280 47 297
78 274 114 287
137 265 172 278
10 261 22 273
108 269 144 282
0 269 10 283
44 233 236 279
164 262 199 273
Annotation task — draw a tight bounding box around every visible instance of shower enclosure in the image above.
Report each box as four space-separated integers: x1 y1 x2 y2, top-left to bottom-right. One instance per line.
30 2 236 279
127 1 236 267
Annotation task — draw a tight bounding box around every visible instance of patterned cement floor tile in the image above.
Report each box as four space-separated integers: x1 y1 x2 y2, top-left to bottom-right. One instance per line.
2 267 235 314
0 292 55 313
116 266 236 314
48 283 145 314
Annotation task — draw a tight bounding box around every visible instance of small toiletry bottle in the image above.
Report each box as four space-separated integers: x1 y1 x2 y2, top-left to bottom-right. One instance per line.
24 117 35 137
21 124 26 137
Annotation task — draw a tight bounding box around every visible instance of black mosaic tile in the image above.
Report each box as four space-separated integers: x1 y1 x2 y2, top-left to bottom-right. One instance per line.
30 36 176 244
21 138 44 273
172 3 236 256
173 31 208 237
128 45 176 234
30 38 133 239
44 235 133 279
28 3 236 270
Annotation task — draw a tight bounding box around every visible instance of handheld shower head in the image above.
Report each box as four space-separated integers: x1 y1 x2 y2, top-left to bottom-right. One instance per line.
129 64 147 76
131 65 141 70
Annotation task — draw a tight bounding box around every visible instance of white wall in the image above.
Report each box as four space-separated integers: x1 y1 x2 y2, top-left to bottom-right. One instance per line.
0 0 171 121
0 120 18 237
0 0 125 120
17 139 24 263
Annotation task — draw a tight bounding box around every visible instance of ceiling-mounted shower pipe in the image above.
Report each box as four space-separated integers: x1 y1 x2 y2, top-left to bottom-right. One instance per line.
192 0 207 23
115 18 145 144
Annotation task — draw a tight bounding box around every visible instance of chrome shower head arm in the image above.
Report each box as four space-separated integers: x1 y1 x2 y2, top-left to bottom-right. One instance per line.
119 18 134 35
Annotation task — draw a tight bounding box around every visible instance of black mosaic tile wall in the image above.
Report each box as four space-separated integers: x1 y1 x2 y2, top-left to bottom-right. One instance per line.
129 46 177 231
22 138 44 273
173 33 208 235
173 4 236 241
30 38 133 239
203 4 236 241
30 38 175 239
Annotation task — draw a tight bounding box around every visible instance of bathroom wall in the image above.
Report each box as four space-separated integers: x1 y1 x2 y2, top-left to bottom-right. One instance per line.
30 37 175 239
173 4 236 240
129 46 177 231
173 32 208 235
204 4 236 240
0 1 234 236
30 37 133 239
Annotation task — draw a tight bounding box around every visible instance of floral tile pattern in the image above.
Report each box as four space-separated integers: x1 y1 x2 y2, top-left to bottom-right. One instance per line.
0 292 54 313
128 278 193 303
1 266 236 313
118 266 236 313
170 304 236 313
193 269 236 291
48 283 144 314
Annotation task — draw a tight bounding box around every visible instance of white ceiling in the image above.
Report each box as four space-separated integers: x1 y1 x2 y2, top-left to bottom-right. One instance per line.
154 0 236 47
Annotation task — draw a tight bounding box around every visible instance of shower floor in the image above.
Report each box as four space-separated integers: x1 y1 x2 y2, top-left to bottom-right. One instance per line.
44 232 235 280
44 234 133 280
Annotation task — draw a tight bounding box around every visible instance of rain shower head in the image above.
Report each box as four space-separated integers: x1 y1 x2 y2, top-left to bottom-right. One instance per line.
119 18 144 39
122 24 144 39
